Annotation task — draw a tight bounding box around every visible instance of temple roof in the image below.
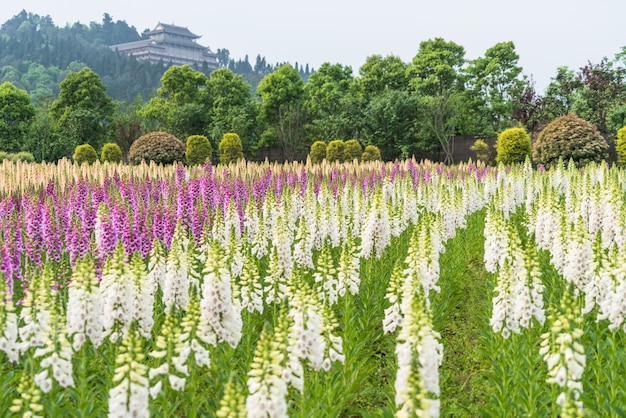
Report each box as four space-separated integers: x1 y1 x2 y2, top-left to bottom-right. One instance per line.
145 23 201 39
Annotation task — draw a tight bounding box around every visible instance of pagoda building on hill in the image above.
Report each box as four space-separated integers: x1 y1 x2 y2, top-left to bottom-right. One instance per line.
110 23 218 69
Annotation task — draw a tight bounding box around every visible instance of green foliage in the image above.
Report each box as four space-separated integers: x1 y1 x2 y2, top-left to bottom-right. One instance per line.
0 82 36 153
186 135 212 165
326 139 346 162
361 145 382 162
206 69 260 156
51 67 114 150
495 127 531 165
309 141 327 164
407 38 466 96
12 151 35 162
100 143 122 163
129 131 186 165
304 63 356 142
73 143 98 165
358 54 408 98
257 64 308 160
533 113 609 167
616 126 626 166
361 90 421 160
343 139 363 162
140 66 212 141
218 133 244 164
158 65 209 105
22 102 68 162
470 139 490 163
465 42 524 134
0 151 35 162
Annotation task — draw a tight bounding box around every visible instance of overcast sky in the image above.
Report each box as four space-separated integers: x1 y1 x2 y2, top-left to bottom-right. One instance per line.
1 0 624 93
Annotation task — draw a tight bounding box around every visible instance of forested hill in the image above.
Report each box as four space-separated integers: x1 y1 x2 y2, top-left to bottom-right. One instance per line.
0 10 313 102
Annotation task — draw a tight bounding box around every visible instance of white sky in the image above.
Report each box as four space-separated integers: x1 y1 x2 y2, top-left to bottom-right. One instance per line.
1 0 624 93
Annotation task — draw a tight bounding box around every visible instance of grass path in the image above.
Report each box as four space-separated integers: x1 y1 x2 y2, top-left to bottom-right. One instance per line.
432 210 493 417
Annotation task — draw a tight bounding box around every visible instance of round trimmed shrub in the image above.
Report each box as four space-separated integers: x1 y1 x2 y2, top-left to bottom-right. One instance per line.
309 141 327 164
495 127 531 165
344 139 363 162
12 151 35 163
470 139 490 163
361 145 382 162
101 143 123 163
218 133 244 164
73 144 98 165
533 113 609 168
186 135 212 165
129 131 186 165
326 140 345 162
616 126 626 167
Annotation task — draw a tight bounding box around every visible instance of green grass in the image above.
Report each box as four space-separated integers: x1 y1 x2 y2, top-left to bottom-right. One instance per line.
433 210 493 417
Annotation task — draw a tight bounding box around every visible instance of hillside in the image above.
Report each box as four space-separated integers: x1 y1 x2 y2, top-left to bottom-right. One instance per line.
0 10 312 102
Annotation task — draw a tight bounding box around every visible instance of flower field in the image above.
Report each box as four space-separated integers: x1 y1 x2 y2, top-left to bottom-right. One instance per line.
1 158 625 417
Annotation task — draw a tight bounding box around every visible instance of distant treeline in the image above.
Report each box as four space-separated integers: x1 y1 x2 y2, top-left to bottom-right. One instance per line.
0 10 313 102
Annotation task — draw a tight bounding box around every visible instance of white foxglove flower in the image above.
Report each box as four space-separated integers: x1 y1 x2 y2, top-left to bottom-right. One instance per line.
313 246 339 305
216 377 247 418
337 234 361 296
147 239 167 295
540 288 585 417
130 253 154 338
67 256 105 350
238 247 264 314
394 288 443 418
34 294 74 392
162 230 190 313
19 265 55 352
101 244 134 342
246 315 289 418
360 190 391 259
0 272 18 362
108 326 150 418
172 292 216 372
9 373 44 417
201 241 242 348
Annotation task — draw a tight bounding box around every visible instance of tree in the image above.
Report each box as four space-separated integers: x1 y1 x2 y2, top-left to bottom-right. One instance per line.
407 38 466 163
511 77 543 132
157 64 208 105
465 42 525 135
257 64 309 160
206 68 260 156
140 65 211 140
50 67 114 152
0 82 36 152
572 60 626 134
112 96 147 157
361 90 421 160
407 38 465 97
357 54 408 98
304 63 357 142
23 95 67 162
541 67 582 123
